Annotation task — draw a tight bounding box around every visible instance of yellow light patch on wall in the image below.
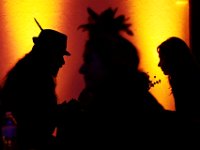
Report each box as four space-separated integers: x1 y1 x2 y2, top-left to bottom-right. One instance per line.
2 0 73 103
3 0 66 64
176 0 188 5
127 0 189 110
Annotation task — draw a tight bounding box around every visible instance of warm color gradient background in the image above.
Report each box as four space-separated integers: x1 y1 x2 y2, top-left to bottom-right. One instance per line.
0 0 189 111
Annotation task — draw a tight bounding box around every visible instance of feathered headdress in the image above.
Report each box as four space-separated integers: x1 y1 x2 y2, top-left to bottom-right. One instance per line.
78 7 133 38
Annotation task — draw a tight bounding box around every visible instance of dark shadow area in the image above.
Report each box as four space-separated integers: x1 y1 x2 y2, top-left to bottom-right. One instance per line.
0 19 70 150
56 7 179 149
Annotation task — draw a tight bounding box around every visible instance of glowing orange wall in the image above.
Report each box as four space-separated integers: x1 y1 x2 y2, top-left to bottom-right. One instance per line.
0 0 189 110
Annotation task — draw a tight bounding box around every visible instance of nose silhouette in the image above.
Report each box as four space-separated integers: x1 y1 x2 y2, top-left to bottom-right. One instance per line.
61 57 65 66
79 64 86 74
158 61 161 67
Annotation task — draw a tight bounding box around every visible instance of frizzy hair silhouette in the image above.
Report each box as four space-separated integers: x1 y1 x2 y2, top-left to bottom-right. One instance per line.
78 7 133 38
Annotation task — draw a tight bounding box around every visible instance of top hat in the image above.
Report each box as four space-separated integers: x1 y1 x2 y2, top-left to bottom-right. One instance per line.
33 18 71 56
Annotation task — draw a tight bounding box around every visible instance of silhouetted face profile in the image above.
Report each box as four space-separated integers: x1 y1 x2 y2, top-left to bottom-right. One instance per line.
48 47 66 77
33 29 70 77
157 37 191 76
78 8 138 91
158 51 171 75
79 41 106 90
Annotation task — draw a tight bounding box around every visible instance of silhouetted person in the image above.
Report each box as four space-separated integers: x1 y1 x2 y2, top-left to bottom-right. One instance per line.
157 37 200 121
76 7 172 147
57 8 174 149
0 19 70 150
77 7 165 114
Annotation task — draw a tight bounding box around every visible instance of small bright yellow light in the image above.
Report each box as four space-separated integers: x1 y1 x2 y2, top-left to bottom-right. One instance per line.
176 0 188 5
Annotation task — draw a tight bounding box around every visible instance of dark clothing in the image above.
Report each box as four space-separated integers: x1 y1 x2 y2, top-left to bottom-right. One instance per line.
78 72 165 114
56 71 167 149
1 53 57 150
171 69 200 118
0 100 3 150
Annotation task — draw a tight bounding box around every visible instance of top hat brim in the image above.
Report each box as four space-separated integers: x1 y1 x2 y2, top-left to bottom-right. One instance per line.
32 37 71 56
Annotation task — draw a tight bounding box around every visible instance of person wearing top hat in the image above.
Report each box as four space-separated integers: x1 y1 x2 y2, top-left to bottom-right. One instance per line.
0 19 70 150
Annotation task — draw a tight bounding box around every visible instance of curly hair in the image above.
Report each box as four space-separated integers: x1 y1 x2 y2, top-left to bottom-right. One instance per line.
78 7 133 38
